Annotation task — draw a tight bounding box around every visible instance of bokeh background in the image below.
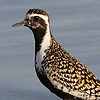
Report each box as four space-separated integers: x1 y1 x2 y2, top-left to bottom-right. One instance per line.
0 0 100 100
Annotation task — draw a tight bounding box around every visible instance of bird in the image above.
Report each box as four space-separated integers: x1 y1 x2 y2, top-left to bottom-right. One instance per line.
12 8 100 100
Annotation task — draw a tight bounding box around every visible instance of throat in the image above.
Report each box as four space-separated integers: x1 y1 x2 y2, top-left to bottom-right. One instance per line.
32 25 52 55
32 28 46 53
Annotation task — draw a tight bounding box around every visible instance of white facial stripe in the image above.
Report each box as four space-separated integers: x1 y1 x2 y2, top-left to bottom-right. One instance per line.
26 14 49 25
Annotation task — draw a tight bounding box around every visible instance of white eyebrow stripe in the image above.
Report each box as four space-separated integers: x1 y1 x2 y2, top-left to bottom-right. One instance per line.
26 14 49 25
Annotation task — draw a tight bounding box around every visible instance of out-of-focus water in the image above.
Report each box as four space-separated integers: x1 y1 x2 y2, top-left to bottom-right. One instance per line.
0 0 100 100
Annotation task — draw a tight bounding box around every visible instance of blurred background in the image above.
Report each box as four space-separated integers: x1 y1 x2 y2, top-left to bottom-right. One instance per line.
0 0 100 100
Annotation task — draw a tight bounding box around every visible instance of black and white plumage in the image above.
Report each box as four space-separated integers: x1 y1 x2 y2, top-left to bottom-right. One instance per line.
12 9 100 100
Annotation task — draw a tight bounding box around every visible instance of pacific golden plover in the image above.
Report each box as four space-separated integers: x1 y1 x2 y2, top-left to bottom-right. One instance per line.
12 9 100 100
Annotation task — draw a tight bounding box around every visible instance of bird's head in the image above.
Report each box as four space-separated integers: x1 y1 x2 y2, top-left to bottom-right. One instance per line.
12 9 50 31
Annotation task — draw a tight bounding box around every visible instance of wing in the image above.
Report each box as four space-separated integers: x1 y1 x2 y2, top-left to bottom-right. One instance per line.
42 38 100 100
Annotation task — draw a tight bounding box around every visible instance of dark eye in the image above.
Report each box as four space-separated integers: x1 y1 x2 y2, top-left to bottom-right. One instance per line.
34 16 39 21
